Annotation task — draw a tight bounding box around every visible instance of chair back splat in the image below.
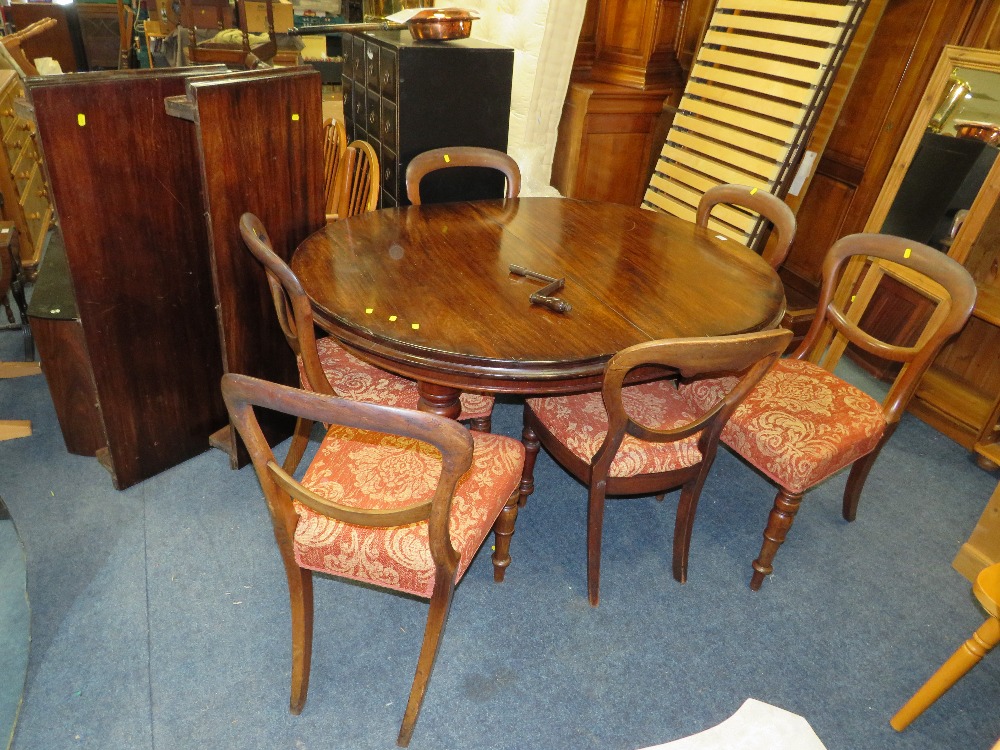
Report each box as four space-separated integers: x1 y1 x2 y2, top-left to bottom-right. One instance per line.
681 232 977 590
221 373 524 746
405 146 521 205
518 327 792 606
322 118 347 217
334 140 379 219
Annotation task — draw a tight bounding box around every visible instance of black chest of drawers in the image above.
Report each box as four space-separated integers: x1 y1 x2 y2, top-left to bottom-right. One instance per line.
341 30 514 208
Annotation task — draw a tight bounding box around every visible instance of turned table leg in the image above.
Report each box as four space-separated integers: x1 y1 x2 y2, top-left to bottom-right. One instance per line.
416 381 463 420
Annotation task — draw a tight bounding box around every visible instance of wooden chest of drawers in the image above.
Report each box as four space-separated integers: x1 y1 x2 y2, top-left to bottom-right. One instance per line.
0 69 53 278
341 30 513 208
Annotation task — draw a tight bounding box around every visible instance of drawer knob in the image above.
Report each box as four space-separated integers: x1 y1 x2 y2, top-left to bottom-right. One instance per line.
18 170 29 180
37 188 47 199
369 112 376 125
28 212 40 220
18 122 31 132
1 109 12 117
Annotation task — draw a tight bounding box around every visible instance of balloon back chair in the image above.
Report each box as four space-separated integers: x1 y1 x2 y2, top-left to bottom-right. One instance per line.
696 184 797 270
518 328 792 606
221 373 524 746
238 213 495 472
681 233 977 590
405 146 521 205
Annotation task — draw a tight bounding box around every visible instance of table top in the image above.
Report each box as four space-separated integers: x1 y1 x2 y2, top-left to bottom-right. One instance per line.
292 197 786 393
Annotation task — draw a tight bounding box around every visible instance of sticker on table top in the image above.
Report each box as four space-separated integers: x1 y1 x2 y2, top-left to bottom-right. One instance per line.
291 113 300 121
411 323 420 330
365 307 374 314
904 247 912 258
443 154 451 163
389 315 397 322
77 113 86 127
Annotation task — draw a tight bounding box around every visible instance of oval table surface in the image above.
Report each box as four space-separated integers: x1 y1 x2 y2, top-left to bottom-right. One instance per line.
292 197 786 415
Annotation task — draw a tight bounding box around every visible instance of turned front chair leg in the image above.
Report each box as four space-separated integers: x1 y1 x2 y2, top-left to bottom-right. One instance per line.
518 422 540 507
468 415 492 433
750 488 803 591
491 488 520 582
890 616 1000 731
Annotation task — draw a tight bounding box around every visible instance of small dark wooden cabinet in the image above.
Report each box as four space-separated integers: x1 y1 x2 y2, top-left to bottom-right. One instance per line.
341 30 513 208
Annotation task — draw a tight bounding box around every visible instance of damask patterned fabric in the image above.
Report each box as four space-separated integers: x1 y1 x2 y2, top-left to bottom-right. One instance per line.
527 380 702 478
298 337 494 420
294 426 524 598
679 359 886 493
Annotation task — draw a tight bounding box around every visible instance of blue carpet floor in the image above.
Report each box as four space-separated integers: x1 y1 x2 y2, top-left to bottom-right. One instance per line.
1 323 999 750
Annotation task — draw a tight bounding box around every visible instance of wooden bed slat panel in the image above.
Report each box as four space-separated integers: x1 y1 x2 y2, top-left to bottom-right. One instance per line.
680 98 800 142
682 82 806 123
702 29 833 64
715 0 855 22
689 63 811 102
672 112 791 160
706 13 845 43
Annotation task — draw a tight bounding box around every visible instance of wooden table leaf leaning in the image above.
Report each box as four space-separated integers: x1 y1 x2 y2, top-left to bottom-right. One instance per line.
291 197 787 415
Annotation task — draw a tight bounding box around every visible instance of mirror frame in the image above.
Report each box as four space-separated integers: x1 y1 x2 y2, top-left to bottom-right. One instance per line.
835 45 1000 306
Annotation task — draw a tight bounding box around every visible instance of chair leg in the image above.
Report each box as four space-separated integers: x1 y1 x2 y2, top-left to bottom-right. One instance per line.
288 566 314 714
397 576 457 747
842 449 879 522
587 480 608 606
517 420 540 507
750 487 804 591
491 488 520 582
282 417 315 474
890 616 1000 731
672 469 712 584
467 415 492 433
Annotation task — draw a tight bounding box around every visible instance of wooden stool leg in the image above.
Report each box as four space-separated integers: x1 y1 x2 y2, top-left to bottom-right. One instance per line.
890 616 1000 731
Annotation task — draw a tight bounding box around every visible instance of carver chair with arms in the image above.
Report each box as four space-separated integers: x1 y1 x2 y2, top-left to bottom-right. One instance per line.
681 233 978 590
517 328 792 606
696 184 797 270
405 146 521 205
221 373 524 746
239 213 495 472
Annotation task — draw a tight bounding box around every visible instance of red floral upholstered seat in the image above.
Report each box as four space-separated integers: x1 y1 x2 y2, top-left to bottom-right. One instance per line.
518 330 791 605
306 337 493 422
680 359 885 494
222 374 524 746
295 424 523 598
527 380 703 478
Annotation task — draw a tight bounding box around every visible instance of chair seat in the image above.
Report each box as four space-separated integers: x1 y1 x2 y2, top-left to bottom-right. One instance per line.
301 337 494 421
295 426 524 598
527 379 702 478
680 359 886 493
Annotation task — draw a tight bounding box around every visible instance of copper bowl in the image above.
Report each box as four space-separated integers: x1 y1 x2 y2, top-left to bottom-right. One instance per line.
405 8 477 41
954 120 1000 147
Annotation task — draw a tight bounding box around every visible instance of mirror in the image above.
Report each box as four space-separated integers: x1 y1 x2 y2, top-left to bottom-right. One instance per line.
863 46 1000 262
834 46 1000 310
0 496 29 750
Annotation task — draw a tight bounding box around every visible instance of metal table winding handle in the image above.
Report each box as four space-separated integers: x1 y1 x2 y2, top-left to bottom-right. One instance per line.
509 264 572 313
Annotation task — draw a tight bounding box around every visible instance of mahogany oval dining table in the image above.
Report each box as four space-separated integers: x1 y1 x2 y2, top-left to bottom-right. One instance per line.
291 197 787 419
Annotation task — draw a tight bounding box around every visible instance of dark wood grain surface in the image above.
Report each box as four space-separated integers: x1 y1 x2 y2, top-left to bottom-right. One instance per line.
293 198 786 398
